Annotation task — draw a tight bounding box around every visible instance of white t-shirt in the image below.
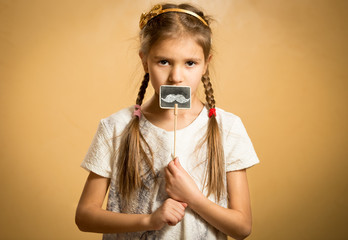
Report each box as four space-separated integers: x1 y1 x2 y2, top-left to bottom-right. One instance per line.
81 105 259 240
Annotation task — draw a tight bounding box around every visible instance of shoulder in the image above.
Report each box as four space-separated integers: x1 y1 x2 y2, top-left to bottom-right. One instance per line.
98 106 134 136
215 107 242 132
215 107 239 120
102 106 133 125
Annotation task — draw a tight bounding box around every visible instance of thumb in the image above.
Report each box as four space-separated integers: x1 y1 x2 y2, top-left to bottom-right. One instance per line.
174 158 183 169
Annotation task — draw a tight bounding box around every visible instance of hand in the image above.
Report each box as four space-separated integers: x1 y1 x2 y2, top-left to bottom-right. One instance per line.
165 158 204 206
149 198 187 230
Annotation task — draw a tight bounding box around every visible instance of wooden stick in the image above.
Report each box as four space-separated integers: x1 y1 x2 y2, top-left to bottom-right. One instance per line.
174 104 178 158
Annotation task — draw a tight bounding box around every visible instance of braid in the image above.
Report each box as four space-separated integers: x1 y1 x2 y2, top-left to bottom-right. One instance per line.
202 73 215 109
136 73 149 106
117 73 155 199
201 72 224 201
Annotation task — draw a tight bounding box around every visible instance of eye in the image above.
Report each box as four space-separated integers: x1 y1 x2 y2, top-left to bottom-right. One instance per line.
186 61 196 67
159 60 169 66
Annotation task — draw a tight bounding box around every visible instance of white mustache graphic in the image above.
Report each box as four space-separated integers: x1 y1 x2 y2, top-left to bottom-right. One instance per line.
161 94 190 103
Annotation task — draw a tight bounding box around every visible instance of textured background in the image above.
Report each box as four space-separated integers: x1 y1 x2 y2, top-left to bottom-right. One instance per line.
0 0 347 239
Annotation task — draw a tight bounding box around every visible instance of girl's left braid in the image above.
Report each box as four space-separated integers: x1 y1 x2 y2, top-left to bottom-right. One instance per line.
202 73 216 109
201 72 224 200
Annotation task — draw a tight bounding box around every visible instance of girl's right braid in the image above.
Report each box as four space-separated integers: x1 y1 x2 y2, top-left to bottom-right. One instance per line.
118 73 154 199
136 73 149 106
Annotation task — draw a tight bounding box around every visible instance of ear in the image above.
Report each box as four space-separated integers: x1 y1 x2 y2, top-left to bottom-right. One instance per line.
203 54 213 75
139 51 148 73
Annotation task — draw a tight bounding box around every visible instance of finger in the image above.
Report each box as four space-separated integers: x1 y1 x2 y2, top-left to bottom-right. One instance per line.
180 202 188 208
172 199 186 211
172 205 185 219
165 210 180 226
164 167 172 181
169 200 186 217
170 206 184 222
167 160 178 174
167 198 185 210
171 208 183 220
174 158 185 172
166 215 176 226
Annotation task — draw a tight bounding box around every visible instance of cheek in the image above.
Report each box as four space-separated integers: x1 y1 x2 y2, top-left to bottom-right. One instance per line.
192 69 204 83
192 81 202 93
149 73 162 94
190 76 202 91
148 66 169 91
188 69 204 93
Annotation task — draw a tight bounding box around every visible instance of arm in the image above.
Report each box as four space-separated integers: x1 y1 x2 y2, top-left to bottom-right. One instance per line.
165 158 252 239
75 171 187 233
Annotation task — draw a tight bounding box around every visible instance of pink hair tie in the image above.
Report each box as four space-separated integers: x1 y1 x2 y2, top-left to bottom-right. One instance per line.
208 108 216 118
133 104 142 118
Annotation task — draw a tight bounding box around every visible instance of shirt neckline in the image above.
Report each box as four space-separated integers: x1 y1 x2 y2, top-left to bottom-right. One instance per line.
140 104 207 134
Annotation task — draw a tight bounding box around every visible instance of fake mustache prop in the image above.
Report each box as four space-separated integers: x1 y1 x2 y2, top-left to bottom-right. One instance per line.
159 85 191 158
161 94 190 103
159 85 191 109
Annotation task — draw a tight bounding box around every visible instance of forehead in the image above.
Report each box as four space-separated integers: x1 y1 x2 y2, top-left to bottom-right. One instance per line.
148 36 204 59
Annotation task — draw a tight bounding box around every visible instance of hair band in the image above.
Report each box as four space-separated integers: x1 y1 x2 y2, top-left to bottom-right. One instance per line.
133 104 142 118
208 108 216 118
139 4 208 30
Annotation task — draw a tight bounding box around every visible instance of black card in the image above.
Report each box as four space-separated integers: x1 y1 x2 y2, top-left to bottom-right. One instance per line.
159 85 191 109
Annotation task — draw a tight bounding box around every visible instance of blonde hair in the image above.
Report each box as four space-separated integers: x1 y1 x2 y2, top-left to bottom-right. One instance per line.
117 3 225 201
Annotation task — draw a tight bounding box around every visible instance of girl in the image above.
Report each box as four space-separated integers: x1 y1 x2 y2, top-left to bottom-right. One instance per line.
76 3 259 240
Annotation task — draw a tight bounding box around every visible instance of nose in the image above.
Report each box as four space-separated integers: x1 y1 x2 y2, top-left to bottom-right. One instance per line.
168 65 183 84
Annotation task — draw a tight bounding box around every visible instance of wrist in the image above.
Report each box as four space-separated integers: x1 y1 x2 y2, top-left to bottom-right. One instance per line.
140 214 153 230
187 191 206 209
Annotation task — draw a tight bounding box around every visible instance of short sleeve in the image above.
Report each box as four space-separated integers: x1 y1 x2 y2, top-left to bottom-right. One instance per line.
225 116 260 172
80 119 114 178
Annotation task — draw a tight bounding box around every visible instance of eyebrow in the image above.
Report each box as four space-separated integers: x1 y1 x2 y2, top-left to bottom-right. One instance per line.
152 56 203 62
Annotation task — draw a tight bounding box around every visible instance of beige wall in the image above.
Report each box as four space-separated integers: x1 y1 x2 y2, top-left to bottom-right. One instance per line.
1 0 347 239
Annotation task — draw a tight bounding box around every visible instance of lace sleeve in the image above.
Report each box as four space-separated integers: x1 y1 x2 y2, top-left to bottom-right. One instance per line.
80 119 114 178
224 116 260 172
